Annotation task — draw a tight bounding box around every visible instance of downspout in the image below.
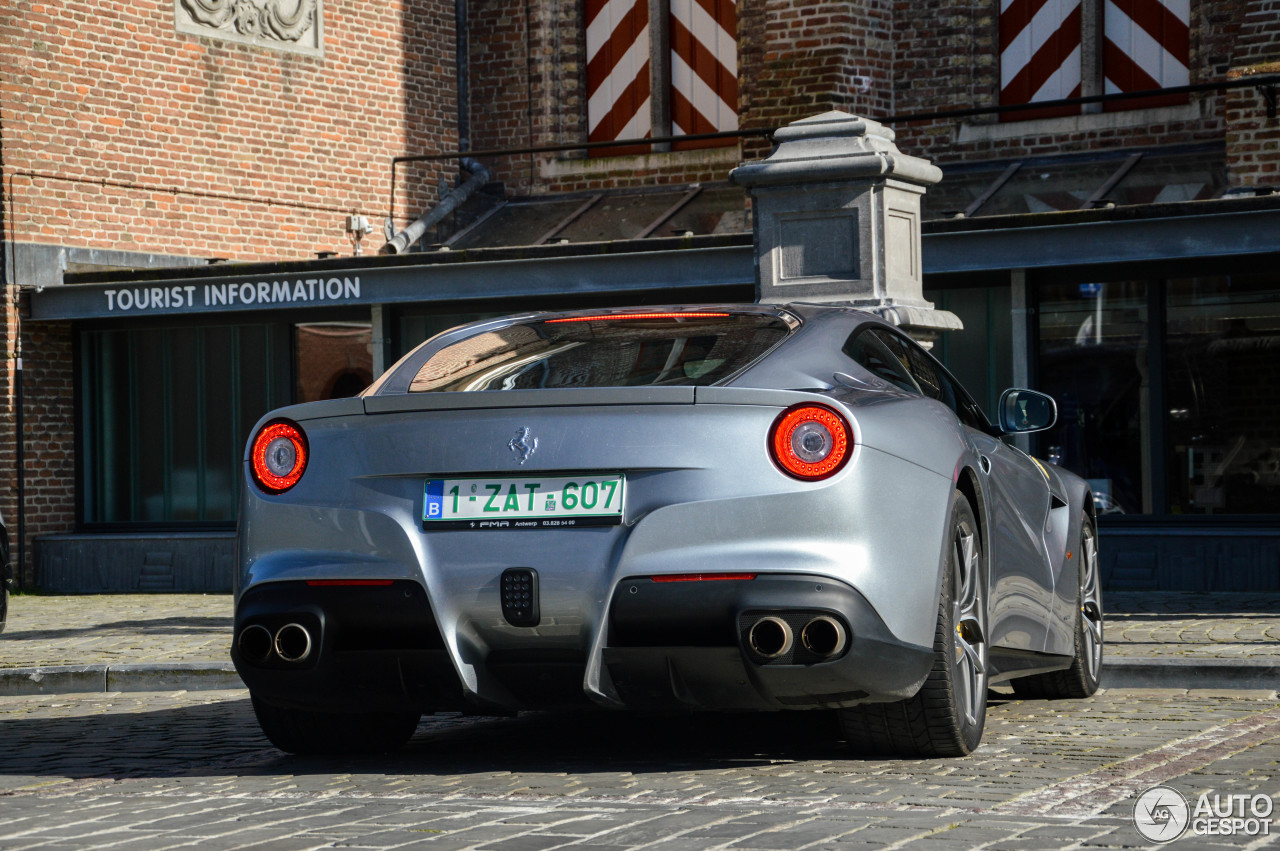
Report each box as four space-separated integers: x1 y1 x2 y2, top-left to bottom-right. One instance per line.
456 0 469 153
13 325 21 594
0 103 20 593
381 157 490 254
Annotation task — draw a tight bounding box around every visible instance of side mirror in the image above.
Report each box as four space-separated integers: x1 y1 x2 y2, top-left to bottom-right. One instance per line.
997 389 1058 434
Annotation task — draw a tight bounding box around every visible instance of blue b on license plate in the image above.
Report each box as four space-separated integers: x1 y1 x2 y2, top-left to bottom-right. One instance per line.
423 475 625 530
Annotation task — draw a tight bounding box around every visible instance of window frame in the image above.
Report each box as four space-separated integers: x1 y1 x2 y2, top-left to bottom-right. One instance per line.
1028 255 1280 522
74 307 366 531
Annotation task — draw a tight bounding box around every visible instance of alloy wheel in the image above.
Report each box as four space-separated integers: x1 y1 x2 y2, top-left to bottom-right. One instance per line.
952 518 987 729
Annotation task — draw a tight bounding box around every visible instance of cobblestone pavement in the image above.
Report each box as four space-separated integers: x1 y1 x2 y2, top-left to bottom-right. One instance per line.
1 595 232 669
4 591 1280 671
0 687 1277 849
1105 593 1280 660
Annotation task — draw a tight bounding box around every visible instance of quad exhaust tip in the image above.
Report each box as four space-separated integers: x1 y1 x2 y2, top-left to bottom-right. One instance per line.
237 624 274 664
237 622 315 665
748 616 794 659
273 623 313 663
800 615 848 659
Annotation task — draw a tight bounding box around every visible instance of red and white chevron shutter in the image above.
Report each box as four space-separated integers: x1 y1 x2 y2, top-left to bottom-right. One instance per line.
1103 0 1190 111
999 0 1083 121
669 0 738 149
586 0 653 152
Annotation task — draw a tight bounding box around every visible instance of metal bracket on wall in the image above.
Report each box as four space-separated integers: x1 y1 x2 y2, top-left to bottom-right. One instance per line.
963 161 1022 218
535 195 603 245
1259 83 1277 120
635 185 703 240
1082 152 1144 209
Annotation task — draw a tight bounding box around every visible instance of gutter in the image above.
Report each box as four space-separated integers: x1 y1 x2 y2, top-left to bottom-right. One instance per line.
382 158 490 255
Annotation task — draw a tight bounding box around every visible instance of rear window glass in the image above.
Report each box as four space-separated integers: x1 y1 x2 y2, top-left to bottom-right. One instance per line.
409 312 792 392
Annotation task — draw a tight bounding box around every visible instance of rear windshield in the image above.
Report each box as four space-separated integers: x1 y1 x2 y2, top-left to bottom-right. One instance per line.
409 312 793 392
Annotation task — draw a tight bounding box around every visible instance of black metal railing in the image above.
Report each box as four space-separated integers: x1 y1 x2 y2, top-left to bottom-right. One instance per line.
387 73 1280 226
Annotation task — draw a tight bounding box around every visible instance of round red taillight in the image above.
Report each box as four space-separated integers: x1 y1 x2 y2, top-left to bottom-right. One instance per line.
250 420 309 493
770 405 851 480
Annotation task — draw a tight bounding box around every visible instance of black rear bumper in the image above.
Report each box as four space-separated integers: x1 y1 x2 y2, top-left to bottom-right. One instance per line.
233 574 933 714
232 580 465 713
604 574 933 710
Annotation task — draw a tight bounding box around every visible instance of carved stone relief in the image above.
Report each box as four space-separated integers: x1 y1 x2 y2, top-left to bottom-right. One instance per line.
176 0 323 56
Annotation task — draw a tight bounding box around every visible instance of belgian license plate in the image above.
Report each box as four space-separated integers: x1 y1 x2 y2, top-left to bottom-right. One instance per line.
423 475 625 530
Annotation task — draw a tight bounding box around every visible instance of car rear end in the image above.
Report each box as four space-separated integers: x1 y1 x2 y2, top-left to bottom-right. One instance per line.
233 307 950 716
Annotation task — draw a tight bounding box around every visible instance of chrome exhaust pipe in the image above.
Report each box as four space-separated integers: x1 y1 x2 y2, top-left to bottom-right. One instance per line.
800 615 848 658
274 623 313 663
237 624 274 664
748 616 793 659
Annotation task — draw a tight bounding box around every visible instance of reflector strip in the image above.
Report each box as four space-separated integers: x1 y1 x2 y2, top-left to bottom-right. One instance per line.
545 311 731 323
651 572 757 582
304 580 395 587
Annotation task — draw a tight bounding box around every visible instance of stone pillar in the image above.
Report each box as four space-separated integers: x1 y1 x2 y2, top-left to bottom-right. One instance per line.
729 111 962 343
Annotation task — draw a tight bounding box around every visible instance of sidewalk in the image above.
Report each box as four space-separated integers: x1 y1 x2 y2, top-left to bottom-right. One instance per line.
1 591 1278 695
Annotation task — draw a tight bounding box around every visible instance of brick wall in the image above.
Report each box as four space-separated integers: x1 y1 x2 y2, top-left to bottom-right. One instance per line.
1 0 457 263
468 0 534 193
463 1 1274 192
870 2 1238 165
469 0 747 195
3 317 75 589
0 0 457 580
740 0 894 136
0 298 18 586
1225 0 1280 190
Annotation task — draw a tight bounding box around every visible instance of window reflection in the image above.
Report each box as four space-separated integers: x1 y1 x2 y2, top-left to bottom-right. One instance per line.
409 315 791 392
1166 276 1280 514
295 322 373 402
1037 281 1148 515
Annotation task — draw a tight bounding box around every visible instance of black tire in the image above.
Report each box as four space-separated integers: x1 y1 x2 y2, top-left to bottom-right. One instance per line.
1011 514 1103 700
838 491 988 757
250 696 421 755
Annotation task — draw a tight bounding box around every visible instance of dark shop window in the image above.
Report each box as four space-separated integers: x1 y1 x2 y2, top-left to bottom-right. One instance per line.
1037 280 1149 515
80 323 291 525
1165 275 1280 515
1035 267 1280 519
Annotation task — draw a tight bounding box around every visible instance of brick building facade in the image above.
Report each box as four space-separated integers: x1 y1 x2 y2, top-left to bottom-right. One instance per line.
3 0 1280 591
2 0 456 584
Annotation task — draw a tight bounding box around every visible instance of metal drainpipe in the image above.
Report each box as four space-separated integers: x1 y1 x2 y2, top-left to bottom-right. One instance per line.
456 0 469 153
382 157 490 254
13 312 22 594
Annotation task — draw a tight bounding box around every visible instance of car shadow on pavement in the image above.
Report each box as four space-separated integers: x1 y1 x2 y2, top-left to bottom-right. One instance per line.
4 616 233 641
0 696 878 785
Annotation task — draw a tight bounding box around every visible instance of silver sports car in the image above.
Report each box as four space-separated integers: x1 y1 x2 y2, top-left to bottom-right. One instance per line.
233 303 1103 757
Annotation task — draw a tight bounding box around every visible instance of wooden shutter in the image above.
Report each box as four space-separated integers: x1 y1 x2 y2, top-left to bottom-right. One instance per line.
586 0 653 151
1103 0 1190 111
669 0 738 149
999 0 1083 121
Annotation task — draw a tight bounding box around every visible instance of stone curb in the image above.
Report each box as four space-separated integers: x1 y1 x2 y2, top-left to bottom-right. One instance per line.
1100 657 1280 690
0 658 1275 696
0 662 242 696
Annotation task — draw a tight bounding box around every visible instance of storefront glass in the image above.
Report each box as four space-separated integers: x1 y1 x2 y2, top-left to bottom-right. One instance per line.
1166 275 1280 515
925 286 1013 420
1037 280 1149 515
295 322 373 402
80 323 291 524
